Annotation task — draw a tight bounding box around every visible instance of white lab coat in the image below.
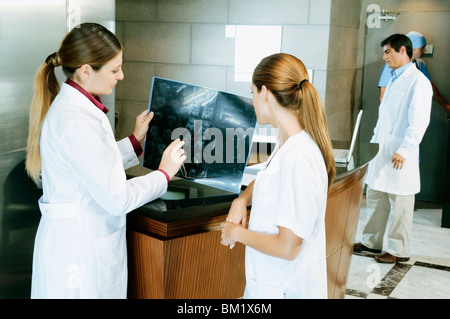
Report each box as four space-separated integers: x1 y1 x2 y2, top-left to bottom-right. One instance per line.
244 131 328 299
31 83 168 299
366 63 433 195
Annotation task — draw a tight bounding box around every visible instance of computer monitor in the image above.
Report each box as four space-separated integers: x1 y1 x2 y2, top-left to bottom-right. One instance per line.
142 77 257 194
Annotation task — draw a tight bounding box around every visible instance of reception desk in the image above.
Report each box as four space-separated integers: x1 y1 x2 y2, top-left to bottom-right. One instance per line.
126 142 378 299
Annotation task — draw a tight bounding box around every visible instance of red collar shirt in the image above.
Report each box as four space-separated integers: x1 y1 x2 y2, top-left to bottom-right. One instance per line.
65 78 143 157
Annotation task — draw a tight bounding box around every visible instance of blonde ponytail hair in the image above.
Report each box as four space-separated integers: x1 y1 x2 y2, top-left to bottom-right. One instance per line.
252 53 336 189
26 55 61 185
26 23 122 185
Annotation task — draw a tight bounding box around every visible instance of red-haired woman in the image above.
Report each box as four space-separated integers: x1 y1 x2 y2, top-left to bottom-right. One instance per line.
221 53 335 299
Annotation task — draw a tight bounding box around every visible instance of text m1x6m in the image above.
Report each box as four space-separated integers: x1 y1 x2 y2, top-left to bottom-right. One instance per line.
222 303 271 314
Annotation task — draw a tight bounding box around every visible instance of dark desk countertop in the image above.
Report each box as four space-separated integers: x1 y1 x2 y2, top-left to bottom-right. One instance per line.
130 178 238 223
128 142 379 224
333 141 379 181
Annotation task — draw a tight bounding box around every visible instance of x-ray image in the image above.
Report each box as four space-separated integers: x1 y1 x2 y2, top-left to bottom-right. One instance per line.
143 77 257 194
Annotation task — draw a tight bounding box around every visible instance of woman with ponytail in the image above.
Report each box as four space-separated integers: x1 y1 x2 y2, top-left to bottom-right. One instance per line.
221 53 335 298
27 23 185 298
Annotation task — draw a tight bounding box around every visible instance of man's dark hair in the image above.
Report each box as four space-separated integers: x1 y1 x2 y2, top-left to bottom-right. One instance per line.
381 34 413 59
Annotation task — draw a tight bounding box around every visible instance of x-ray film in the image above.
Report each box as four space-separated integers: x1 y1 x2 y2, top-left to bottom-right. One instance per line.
143 77 257 194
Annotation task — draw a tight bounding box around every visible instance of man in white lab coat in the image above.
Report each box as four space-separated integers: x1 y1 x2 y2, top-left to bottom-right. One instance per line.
378 31 449 113
354 34 433 263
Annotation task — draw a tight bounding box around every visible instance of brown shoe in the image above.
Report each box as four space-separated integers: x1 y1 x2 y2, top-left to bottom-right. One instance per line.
353 243 382 254
375 252 410 264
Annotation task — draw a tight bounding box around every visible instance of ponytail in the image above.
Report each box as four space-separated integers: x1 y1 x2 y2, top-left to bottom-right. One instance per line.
252 53 336 190
26 53 61 185
297 80 336 189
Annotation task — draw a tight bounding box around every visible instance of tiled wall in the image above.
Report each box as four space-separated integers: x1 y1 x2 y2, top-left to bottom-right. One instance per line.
115 0 362 175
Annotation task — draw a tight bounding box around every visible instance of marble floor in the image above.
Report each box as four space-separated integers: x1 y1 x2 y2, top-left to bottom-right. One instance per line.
345 197 450 299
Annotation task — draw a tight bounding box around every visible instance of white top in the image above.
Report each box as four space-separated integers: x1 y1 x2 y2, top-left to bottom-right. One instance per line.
366 63 433 195
32 83 168 298
244 131 328 299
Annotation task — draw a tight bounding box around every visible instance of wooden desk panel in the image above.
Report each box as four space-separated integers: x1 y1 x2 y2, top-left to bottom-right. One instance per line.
325 165 367 299
127 164 368 299
127 228 246 299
